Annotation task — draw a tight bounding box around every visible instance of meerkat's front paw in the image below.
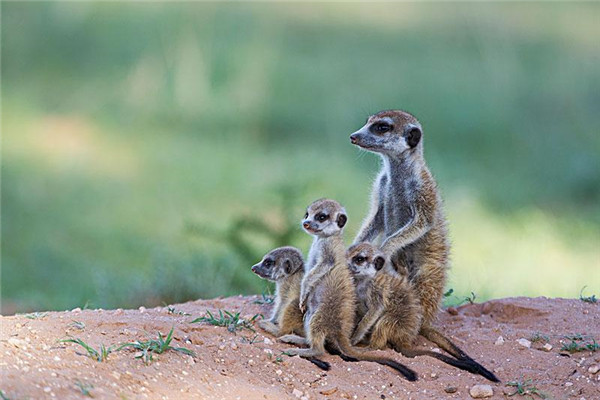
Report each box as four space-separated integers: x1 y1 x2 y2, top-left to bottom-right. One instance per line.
283 348 301 356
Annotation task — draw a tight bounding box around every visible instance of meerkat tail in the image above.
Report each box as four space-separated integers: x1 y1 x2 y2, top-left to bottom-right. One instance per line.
420 326 499 382
335 338 418 381
305 357 331 371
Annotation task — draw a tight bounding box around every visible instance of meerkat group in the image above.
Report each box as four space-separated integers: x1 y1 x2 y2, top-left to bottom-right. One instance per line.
251 109 498 383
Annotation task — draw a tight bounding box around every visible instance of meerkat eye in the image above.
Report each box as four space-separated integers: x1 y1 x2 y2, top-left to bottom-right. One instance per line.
304 212 309 219
353 256 365 264
316 213 328 222
263 259 273 267
371 122 392 134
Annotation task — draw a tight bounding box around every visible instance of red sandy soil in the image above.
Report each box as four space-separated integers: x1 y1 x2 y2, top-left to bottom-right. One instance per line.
1 296 599 400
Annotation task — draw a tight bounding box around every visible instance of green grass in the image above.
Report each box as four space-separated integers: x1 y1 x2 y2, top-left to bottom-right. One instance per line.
60 338 115 362
529 332 549 344
1 3 599 313
252 288 275 305
74 380 93 397
560 335 599 353
506 378 548 399
118 327 195 364
579 286 598 304
190 310 260 333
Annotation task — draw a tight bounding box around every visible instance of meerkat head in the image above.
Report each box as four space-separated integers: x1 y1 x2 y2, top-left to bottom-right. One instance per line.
251 246 304 282
350 110 423 156
346 242 386 279
301 198 347 237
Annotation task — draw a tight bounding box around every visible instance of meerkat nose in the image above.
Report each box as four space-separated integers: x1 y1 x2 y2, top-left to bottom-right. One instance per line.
303 222 310 229
251 265 258 272
350 134 358 144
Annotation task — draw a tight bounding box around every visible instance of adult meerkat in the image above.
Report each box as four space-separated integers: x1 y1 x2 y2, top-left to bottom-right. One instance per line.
252 246 330 371
349 109 496 371
347 243 499 382
283 199 417 381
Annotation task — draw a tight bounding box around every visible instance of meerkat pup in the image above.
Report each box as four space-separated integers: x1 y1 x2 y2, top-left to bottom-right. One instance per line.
347 243 499 382
350 110 498 378
252 246 330 371
251 247 306 337
283 199 417 381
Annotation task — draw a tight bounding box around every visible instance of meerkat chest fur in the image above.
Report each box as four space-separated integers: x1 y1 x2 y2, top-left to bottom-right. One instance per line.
381 156 422 237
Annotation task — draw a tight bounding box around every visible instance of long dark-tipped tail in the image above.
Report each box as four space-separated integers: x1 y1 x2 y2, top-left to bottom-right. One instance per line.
420 326 499 382
306 357 331 371
336 338 418 381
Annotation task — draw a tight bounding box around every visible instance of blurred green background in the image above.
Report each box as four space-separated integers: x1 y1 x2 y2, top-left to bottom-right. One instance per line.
2 2 599 314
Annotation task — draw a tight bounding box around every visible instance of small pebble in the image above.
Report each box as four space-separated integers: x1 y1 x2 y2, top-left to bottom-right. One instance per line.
293 388 303 398
482 302 492 314
230 342 238 350
470 384 493 398
444 386 458 393
517 338 531 348
44 387 51 393
494 336 504 346
138 306 146 313
71 307 81 313
447 307 458 315
264 338 273 345
588 365 599 374
565 382 573 387
542 343 553 352
218 345 225 351
276 369 283 376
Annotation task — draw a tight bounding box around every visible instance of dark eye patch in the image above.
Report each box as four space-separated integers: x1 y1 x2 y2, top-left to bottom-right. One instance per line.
370 122 392 135
316 213 328 222
353 256 366 264
304 212 309 219
263 259 273 267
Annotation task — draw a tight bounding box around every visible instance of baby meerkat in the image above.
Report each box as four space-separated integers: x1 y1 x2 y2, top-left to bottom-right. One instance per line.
283 199 417 381
347 243 499 382
252 246 330 371
251 247 306 337
350 110 482 366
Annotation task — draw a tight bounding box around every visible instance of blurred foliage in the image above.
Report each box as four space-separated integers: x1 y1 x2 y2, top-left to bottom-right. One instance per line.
1 3 599 313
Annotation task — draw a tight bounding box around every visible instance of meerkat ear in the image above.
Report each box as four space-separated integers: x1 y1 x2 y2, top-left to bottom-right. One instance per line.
337 213 347 228
405 127 422 148
374 256 385 271
283 259 293 275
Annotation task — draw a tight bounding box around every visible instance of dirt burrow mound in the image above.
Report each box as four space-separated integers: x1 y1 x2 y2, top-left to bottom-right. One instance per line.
1 296 599 400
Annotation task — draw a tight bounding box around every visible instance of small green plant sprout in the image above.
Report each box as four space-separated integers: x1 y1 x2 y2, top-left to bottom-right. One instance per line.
60 338 114 362
23 312 48 319
240 334 260 344
579 286 597 304
465 291 477 305
74 380 94 397
118 327 195 364
253 288 275 305
166 306 190 316
0 390 11 400
560 334 600 353
69 320 86 330
191 309 259 333
443 288 454 297
506 378 548 399
529 332 549 343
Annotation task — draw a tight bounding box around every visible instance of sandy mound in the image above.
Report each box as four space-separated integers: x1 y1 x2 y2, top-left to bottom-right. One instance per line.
1 296 598 399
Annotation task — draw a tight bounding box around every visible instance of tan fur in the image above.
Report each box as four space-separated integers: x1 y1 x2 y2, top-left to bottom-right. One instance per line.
286 199 417 380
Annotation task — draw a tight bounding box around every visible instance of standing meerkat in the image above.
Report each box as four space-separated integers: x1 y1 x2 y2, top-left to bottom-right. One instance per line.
347 243 499 382
283 199 418 381
252 246 330 371
349 109 488 367
251 246 306 338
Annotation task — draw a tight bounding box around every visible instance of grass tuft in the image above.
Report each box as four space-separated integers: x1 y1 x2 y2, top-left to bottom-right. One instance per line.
529 332 549 343
190 309 259 333
74 380 94 397
60 338 114 362
253 288 275 305
69 320 86 330
579 286 597 304
118 327 195 364
166 306 190 316
506 378 548 398
23 312 48 319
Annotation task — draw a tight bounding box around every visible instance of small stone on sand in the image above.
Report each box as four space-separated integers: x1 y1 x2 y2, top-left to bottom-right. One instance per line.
542 343 553 352
588 365 599 374
495 336 504 346
517 338 531 348
469 384 493 398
